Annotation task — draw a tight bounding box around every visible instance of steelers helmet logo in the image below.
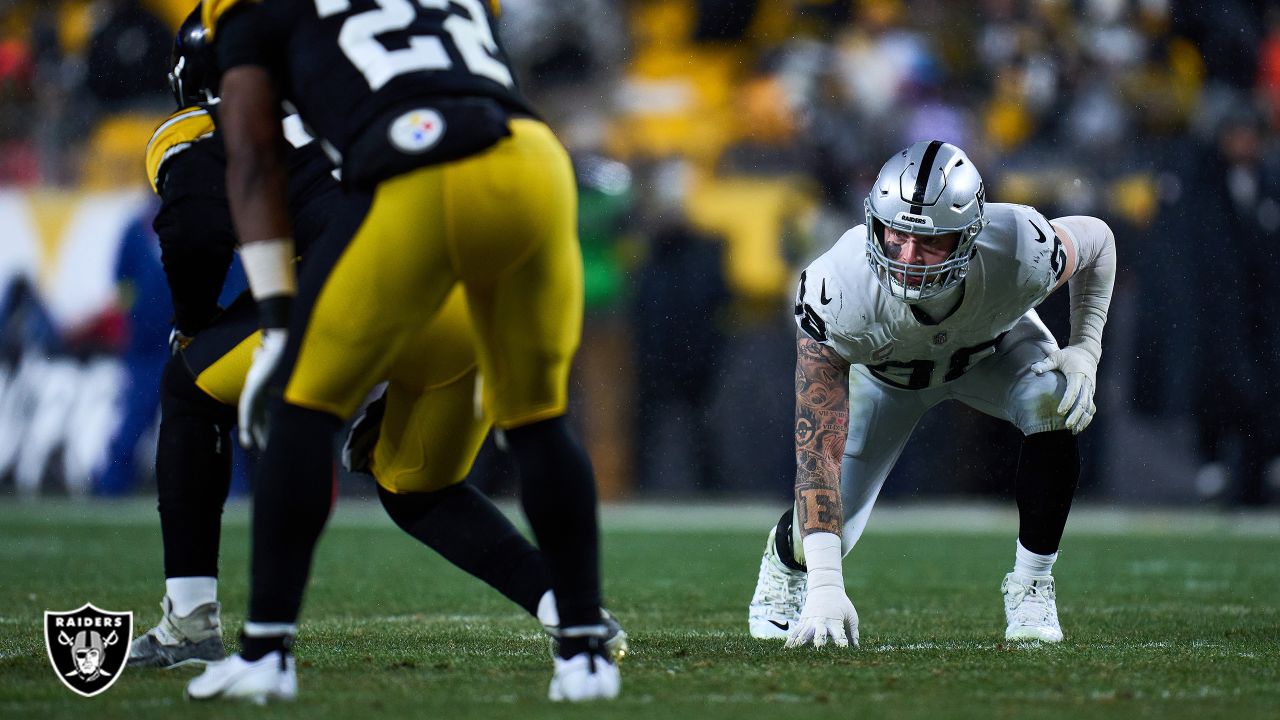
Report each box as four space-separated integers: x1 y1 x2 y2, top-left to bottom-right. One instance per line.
389 108 445 154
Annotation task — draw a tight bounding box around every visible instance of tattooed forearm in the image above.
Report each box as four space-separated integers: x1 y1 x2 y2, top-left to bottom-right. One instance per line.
794 333 851 537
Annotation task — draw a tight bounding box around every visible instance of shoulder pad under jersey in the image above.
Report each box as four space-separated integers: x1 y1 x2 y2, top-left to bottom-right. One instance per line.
976 202 1060 311
146 106 216 194
793 227 878 365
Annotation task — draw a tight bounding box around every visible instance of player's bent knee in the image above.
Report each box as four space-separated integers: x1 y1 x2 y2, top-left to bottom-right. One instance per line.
373 468 466 495
376 483 467 532
489 376 571 430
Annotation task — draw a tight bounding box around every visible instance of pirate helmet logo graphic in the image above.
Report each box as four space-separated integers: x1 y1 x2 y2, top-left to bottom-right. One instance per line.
44 603 132 697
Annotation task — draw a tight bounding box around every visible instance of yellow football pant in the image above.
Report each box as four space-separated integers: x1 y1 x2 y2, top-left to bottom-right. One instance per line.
284 118 582 429
194 287 489 493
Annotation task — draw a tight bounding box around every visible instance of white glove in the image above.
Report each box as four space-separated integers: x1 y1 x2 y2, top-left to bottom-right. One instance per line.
786 584 859 649
1031 345 1097 434
238 329 288 449
785 532 859 649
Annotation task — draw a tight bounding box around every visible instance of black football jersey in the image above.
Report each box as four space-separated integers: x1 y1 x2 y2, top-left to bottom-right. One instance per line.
152 110 342 334
200 102 340 226
215 0 534 181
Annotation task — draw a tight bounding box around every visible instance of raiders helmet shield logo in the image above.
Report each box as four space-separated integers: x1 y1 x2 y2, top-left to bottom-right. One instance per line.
44 604 132 697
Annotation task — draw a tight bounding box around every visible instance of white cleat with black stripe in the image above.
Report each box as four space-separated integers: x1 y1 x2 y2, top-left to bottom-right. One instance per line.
748 526 807 639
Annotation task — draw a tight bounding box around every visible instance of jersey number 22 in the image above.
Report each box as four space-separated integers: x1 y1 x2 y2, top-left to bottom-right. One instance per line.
316 0 513 91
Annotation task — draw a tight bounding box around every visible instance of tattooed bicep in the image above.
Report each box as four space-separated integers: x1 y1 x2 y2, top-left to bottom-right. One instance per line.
796 332 851 380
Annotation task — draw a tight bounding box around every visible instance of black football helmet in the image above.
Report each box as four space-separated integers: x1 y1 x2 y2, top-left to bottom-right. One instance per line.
168 5 219 108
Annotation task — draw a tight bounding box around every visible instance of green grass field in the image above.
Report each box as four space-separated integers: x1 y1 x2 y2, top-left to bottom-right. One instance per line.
0 500 1277 719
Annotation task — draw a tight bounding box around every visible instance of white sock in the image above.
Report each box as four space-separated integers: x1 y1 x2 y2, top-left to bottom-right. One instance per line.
1013 540 1057 579
242 621 297 637
535 590 558 628
166 577 217 617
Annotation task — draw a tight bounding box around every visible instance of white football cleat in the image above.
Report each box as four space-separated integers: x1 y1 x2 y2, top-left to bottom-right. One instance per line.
185 650 297 704
544 608 629 661
748 526 807 639
548 651 620 702
1002 573 1064 643
129 596 225 668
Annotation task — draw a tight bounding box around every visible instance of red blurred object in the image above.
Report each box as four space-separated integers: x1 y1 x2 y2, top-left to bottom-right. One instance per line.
1260 29 1280 128
64 306 130 353
0 139 40 184
0 38 33 87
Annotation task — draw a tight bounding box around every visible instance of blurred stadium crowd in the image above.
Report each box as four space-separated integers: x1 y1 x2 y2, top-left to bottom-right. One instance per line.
0 0 1277 505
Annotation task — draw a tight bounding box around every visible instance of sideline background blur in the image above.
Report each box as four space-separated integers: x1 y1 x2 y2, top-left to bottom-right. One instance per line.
0 0 1276 506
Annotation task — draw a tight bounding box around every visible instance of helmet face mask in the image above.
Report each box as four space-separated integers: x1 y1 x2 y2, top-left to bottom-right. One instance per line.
865 140 987 304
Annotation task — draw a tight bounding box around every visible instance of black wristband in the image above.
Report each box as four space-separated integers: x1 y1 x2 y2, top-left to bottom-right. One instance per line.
257 295 293 330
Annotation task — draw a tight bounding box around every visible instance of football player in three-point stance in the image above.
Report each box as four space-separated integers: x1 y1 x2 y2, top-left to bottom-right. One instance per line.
131 7 623 677
748 141 1116 648
187 0 618 703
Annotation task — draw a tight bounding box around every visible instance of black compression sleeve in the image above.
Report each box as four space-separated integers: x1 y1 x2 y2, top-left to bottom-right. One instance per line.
1015 430 1080 555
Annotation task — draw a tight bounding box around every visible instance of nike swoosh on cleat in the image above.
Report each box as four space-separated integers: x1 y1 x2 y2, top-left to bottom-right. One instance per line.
769 620 789 631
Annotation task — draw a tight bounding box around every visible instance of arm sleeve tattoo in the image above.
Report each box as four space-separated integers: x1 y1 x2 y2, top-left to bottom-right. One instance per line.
794 331 851 537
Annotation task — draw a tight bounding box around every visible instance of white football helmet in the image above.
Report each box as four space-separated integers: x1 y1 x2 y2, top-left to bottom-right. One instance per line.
865 140 987 303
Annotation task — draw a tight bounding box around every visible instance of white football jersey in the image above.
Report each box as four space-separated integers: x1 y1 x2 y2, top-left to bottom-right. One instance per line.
794 202 1065 389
